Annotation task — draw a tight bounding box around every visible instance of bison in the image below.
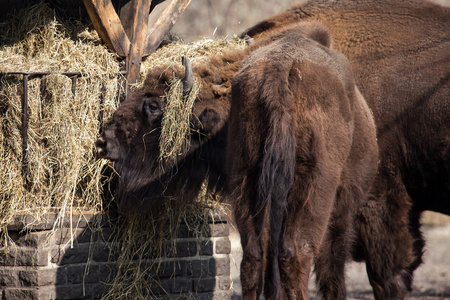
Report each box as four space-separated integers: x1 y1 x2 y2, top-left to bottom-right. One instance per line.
241 0 450 298
96 22 378 299
227 23 378 299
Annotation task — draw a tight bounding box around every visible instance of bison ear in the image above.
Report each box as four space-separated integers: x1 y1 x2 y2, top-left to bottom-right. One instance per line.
142 96 163 122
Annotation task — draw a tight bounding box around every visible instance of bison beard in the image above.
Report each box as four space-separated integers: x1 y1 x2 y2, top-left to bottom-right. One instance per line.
96 22 379 299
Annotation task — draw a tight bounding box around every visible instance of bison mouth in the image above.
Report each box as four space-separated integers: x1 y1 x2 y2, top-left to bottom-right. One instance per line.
95 136 107 157
95 135 121 161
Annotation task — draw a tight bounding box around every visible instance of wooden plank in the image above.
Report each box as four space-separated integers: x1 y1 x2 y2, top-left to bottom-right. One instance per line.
120 0 167 38
83 0 130 57
143 0 192 57
126 0 153 88
119 1 139 43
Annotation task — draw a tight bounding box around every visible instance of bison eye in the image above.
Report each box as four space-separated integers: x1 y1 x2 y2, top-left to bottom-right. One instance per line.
143 97 163 121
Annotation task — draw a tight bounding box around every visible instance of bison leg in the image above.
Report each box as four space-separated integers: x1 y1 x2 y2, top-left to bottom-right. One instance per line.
313 185 356 300
240 236 264 300
403 210 425 291
234 202 266 299
277 235 313 300
356 180 413 300
272 187 335 300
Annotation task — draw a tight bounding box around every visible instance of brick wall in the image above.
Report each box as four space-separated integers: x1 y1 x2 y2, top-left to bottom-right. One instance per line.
0 211 232 299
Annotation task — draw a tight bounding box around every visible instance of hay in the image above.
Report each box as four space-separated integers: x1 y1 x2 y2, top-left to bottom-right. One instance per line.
138 37 246 88
159 77 200 164
0 3 121 234
103 194 229 300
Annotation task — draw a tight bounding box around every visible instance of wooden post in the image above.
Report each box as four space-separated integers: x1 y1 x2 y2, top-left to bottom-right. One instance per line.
125 0 153 90
83 0 192 95
82 0 130 57
143 0 192 57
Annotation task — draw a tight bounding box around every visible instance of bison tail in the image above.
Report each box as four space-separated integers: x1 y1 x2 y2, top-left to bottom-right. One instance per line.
257 91 296 299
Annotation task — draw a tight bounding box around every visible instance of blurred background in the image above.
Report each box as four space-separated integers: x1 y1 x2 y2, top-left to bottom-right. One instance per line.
172 0 450 42
172 0 304 42
1 0 449 44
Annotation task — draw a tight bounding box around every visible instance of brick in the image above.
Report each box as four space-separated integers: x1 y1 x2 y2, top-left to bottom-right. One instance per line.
67 264 99 284
18 270 38 287
39 283 101 299
98 263 118 283
163 240 197 258
205 223 229 238
50 244 89 265
52 283 90 299
9 231 52 248
210 257 230 277
92 243 116 262
196 293 215 300
0 248 48 267
215 238 231 255
199 240 213 256
217 276 232 291
211 291 232 300
169 277 192 293
155 261 185 278
0 270 18 287
7 214 57 231
176 241 198 258
37 286 56 300
3 288 39 300
53 228 89 245
86 281 111 299
40 268 66 286
61 213 96 229
193 277 216 292
149 278 170 296
176 224 197 239
19 268 66 287
187 259 210 278
98 226 116 243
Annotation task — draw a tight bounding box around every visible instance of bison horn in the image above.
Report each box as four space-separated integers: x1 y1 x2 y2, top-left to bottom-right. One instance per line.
182 56 194 93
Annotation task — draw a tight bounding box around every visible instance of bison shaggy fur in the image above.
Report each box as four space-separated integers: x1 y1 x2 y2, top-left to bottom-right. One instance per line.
242 0 450 298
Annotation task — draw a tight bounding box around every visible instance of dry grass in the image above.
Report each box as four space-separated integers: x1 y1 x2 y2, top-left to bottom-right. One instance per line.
0 3 121 236
159 77 200 164
0 2 242 298
103 195 229 300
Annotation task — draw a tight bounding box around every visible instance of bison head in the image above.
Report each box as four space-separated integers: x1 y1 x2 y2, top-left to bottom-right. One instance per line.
96 57 230 213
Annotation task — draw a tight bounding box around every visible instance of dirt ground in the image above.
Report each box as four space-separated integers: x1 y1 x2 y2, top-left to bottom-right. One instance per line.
230 212 450 299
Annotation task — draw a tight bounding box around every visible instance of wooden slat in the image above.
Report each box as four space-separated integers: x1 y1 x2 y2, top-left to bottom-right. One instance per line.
83 0 130 57
119 1 140 43
126 0 153 87
143 0 192 57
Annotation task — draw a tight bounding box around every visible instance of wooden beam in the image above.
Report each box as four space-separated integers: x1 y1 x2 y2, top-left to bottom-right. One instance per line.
143 0 192 57
126 0 153 88
83 0 130 57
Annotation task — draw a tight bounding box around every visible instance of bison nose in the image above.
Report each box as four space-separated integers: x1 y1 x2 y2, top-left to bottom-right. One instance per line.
95 136 107 157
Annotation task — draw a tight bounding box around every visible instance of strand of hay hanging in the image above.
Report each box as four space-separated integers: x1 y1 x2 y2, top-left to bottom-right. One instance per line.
0 2 244 298
158 77 200 164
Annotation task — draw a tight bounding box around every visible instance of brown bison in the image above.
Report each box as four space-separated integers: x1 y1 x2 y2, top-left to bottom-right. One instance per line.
96 22 378 299
242 0 450 298
227 23 378 299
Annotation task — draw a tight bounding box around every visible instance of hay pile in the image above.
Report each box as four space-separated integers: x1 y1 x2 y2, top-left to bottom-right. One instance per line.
0 3 121 234
0 2 243 298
